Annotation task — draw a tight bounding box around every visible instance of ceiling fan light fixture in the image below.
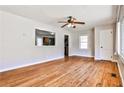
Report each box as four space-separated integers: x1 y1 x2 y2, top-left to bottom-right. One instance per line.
58 16 85 28
71 24 74 27
67 23 72 27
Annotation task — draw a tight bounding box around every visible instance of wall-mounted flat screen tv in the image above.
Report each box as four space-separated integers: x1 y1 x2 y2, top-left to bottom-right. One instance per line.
35 29 55 46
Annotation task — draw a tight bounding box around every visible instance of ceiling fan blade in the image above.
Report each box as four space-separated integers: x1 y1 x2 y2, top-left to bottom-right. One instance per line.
61 24 68 28
68 16 76 20
73 17 76 20
58 21 67 23
74 22 85 24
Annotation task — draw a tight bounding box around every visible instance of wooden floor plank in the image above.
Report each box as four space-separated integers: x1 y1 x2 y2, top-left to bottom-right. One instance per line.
0 56 122 87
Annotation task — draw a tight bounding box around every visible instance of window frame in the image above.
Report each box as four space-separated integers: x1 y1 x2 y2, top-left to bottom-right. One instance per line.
120 17 124 58
79 35 88 49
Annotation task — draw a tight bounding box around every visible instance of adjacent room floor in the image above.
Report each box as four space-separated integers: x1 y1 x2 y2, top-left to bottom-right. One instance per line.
0 56 122 87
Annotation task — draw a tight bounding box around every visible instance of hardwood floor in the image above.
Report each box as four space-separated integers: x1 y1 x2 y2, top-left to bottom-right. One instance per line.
0 56 122 87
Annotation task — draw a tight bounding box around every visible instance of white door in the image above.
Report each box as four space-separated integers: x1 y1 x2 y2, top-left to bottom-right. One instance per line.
99 29 113 60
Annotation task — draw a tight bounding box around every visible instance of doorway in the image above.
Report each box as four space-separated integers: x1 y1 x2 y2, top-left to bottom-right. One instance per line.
99 29 113 60
64 35 69 57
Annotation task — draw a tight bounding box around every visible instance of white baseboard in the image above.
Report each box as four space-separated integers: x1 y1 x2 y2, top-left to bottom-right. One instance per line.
112 60 118 63
71 54 94 58
95 58 118 63
0 56 64 73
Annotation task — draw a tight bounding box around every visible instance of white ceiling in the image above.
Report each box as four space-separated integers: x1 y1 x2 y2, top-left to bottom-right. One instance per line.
0 5 117 31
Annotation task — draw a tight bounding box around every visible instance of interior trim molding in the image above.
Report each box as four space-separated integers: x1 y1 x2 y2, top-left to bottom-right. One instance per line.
0 56 64 73
117 55 124 87
117 61 124 87
95 58 117 62
71 54 94 58
112 60 118 63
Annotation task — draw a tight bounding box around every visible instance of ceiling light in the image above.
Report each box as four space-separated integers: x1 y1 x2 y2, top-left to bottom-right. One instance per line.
71 24 74 27
67 23 72 27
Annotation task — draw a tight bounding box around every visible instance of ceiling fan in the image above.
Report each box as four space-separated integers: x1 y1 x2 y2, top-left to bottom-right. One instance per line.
58 16 85 28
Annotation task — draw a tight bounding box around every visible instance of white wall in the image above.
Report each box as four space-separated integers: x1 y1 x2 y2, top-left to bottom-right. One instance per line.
71 30 94 57
0 11 73 72
0 11 3 67
94 24 114 60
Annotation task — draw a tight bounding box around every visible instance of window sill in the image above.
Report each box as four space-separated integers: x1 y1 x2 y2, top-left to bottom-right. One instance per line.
79 48 88 50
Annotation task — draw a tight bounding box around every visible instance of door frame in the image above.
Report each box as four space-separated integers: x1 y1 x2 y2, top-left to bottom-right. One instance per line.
64 35 69 57
99 29 113 61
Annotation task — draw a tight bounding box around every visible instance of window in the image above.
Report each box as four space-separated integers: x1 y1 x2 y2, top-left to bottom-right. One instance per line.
120 17 124 57
79 36 88 49
117 6 124 61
